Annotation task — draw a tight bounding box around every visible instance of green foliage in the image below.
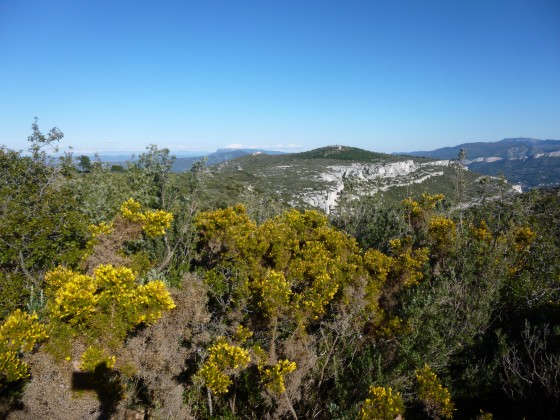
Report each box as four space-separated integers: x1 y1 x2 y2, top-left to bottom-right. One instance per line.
0 122 87 322
294 145 390 161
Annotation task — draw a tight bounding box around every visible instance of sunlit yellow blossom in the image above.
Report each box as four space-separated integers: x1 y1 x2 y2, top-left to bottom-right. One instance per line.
259 359 296 394
359 386 404 420
196 337 251 394
415 364 455 419
0 310 48 382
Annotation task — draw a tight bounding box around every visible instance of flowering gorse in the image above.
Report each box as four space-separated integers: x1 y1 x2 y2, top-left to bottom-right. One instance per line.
415 364 455 419
0 310 48 382
80 346 116 372
46 265 175 328
390 238 429 287
428 216 457 248
195 206 376 326
196 337 251 394
259 359 297 394
359 385 404 420
45 264 174 368
120 198 173 238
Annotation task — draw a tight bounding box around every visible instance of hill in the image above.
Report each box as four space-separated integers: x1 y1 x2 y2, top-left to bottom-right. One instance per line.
203 145 516 213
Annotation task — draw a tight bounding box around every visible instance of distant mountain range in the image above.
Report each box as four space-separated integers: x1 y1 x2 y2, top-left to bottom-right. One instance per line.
83 148 284 171
171 148 285 172
403 138 560 190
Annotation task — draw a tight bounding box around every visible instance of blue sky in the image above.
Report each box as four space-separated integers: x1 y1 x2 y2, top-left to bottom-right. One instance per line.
1 0 559 154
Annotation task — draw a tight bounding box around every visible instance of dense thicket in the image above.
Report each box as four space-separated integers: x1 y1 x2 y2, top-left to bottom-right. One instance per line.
1 123 559 419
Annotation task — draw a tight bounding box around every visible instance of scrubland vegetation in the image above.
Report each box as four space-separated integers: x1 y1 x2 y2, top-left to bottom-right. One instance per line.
1 122 559 419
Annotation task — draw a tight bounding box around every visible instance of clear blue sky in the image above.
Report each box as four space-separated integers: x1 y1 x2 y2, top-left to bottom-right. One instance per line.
1 0 559 154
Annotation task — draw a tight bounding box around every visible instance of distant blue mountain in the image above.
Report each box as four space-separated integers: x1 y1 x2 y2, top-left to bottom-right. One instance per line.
402 138 560 160
72 149 283 171
171 148 285 172
401 138 560 190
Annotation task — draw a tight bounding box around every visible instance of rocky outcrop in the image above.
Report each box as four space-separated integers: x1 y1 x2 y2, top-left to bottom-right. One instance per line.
295 160 452 213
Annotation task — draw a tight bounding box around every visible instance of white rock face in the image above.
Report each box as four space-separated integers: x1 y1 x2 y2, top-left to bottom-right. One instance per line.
466 157 503 163
296 160 451 214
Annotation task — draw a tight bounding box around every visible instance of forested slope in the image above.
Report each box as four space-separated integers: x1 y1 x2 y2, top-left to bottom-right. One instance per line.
1 123 559 419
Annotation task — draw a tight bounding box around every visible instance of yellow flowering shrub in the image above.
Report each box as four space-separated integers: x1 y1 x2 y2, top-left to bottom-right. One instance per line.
47 264 175 329
296 272 339 320
415 364 455 419
0 310 48 382
402 193 445 230
364 249 393 283
471 220 493 243
80 346 116 372
402 196 422 217
251 270 293 318
120 198 173 238
89 221 113 237
512 226 536 253
428 216 456 249
142 209 174 237
403 193 445 225
421 193 445 208
134 280 176 325
390 238 429 287
259 359 296 394
120 198 144 223
359 386 404 420
46 268 99 326
196 337 251 394
234 325 253 344
195 204 259 265
45 264 175 364
195 206 375 326
363 249 394 311
95 265 136 302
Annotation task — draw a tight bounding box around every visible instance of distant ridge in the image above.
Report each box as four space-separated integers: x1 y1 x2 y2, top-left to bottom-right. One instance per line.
403 137 560 160
172 148 285 172
402 137 560 189
74 148 285 171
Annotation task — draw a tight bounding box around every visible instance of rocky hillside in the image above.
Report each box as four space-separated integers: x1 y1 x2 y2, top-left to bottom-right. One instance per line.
205 146 516 213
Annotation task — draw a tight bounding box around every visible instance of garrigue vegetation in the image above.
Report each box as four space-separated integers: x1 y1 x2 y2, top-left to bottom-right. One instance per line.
1 121 559 419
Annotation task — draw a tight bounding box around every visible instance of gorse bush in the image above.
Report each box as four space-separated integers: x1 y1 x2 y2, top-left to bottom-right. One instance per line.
45 264 175 360
0 310 48 382
196 337 251 395
415 364 455 419
359 386 404 420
